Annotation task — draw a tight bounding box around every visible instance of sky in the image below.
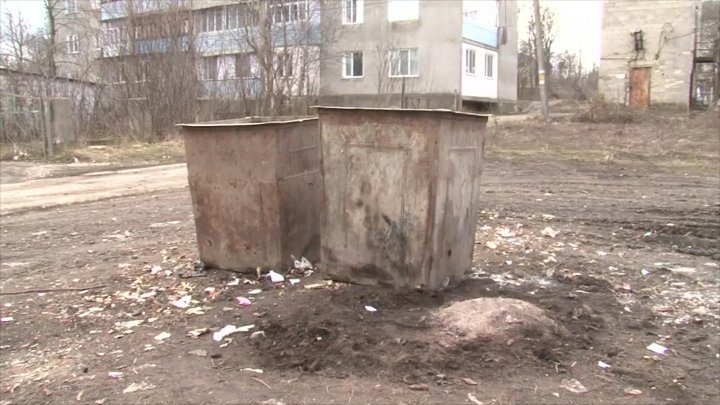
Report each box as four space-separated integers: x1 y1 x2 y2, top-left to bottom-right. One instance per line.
1 0 604 67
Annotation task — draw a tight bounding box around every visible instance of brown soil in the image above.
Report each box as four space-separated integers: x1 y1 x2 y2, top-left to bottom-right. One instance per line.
1 113 718 405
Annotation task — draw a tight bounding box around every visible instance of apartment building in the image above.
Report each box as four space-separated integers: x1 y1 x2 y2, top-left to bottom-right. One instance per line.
319 0 518 111
56 0 517 113
54 0 102 81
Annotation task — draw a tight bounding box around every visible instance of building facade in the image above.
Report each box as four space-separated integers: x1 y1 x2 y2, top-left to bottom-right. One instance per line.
319 0 518 111
598 0 710 108
54 0 102 81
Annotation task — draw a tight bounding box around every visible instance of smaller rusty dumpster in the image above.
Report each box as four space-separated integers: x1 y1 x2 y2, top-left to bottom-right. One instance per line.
317 107 488 290
179 117 321 271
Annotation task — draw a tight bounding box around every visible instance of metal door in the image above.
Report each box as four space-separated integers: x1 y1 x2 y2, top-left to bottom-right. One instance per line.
629 67 651 107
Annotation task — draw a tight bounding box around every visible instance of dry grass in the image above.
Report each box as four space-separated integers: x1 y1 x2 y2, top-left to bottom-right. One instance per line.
487 110 720 171
0 138 186 165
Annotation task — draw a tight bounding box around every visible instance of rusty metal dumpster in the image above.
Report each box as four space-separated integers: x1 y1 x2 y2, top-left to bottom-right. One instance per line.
179 117 321 271
317 107 487 290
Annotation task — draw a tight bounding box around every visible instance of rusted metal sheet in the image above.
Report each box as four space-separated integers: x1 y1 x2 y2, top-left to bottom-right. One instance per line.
629 67 651 108
317 107 488 290
179 117 321 272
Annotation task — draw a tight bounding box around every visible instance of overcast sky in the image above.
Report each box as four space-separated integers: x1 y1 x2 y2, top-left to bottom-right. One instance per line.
1 0 603 67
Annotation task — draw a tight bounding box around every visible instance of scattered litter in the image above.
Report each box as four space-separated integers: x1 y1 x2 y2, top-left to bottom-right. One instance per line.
0 317 14 322
485 241 498 249
461 377 478 385
408 383 429 391
505 260 513 265
95 398 107 404
194 260 206 272
289 279 301 285
149 221 181 228
242 368 264 374
624 388 642 396
250 331 266 340
704 262 719 268
227 278 240 286
304 283 326 289
247 289 263 295
641 269 650 276
31 230 48 236
655 305 673 313
236 297 252 307
213 324 255 342
596 251 607 256
187 328 209 338
498 228 515 238
364 305 377 312
123 381 156 394
669 266 696 274
597 361 611 369
220 338 233 348
559 378 588 394
646 342 667 355
541 227 559 238
108 371 124 379
116 320 144 329
467 393 484 405
293 257 313 270
150 265 163 275
542 214 556 220
185 307 207 315
552 392 560 398
171 295 192 309
153 332 171 341
267 271 285 283
188 349 207 357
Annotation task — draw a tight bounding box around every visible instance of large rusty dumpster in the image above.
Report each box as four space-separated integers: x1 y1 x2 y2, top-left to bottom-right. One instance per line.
317 107 487 290
179 117 321 271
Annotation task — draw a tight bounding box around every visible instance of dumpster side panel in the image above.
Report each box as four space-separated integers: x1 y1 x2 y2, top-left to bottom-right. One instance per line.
430 116 486 289
183 128 281 270
276 120 322 264
319 110 435 287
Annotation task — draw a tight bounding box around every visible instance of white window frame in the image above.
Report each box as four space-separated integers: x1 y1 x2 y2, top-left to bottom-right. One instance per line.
465 48 476 75
342 51 363 78
67 35 80 54
200 56 218 81
484 53 494 78
389 48 419 78
66 0 77 14
342 0 363 25
271 1 308 25
276 53 293 77
388 0 418 22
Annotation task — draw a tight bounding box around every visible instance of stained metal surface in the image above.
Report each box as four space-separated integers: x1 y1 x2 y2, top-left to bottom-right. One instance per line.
317 107 487 290
180 117 321 271
629 67 651 108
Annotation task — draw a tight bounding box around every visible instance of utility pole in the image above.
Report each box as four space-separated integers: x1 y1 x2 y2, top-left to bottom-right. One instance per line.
533 0 549 120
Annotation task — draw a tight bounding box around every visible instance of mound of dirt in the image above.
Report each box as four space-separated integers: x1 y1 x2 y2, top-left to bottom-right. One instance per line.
436 297 564 342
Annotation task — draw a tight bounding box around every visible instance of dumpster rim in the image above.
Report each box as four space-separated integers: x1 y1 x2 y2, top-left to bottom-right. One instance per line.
312 106 491 118
177 116 318 128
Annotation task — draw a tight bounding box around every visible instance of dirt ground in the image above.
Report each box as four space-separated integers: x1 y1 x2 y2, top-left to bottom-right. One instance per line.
0 112 718 405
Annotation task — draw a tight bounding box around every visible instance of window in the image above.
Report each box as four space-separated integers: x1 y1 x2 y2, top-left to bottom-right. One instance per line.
465 48 476 75
235 53 257 78
200 56 218 80
342 52 363 78
484 53 494 78
66 0 77 14
388 0 418 22
271 1 307 24
67 35 80 54
389 48 418 77
226 4 259 29
342 0 363 24
276 53 293 77
91 0 100 9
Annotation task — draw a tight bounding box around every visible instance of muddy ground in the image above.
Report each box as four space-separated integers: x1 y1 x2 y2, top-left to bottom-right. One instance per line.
1 113 718 404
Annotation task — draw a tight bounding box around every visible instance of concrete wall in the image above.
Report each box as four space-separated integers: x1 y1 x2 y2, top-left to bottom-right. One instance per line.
497 0 518 102
599 0 698 106
320 0 463 105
